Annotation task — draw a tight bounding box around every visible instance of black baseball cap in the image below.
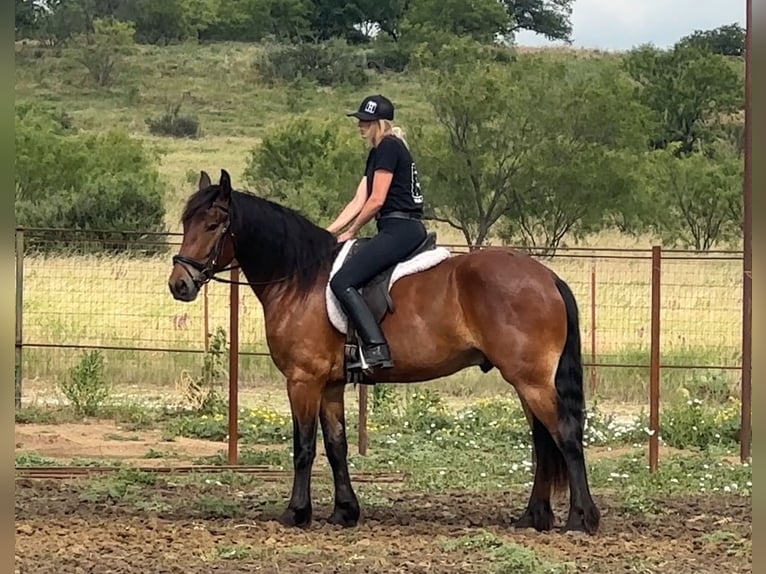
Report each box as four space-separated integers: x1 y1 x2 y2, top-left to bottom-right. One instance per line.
347 94 395 121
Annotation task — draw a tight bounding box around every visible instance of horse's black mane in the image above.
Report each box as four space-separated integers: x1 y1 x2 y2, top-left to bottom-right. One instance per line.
182 185 342 294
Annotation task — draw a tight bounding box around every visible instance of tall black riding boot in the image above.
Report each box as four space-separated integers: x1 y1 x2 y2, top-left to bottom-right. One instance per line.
337 287 394 369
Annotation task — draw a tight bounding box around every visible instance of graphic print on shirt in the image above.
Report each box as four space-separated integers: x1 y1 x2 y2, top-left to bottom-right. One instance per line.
410 163 424 204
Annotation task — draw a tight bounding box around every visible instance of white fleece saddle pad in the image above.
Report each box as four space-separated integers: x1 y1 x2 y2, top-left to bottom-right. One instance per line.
325 239 452 334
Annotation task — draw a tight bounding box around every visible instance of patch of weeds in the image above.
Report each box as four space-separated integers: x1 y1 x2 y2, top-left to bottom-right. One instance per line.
214 544 256 560
15 405 72 424
69 457 124 467
588 450 751 514
177 327 228 415
164 406 291 444
144 448 170 459
79 468 158 503
584 401 649 446
15 452 59 466
146 101 201 139
134 497 173 513
442 531 572 573
660 394 740 450
193 495 242 518
356 485 394 507
441 530 506 552
102 402 160 430
58 349 110 417
492 543 573 574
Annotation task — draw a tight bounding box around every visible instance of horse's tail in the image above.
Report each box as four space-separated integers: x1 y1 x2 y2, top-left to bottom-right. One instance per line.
532 275 585 494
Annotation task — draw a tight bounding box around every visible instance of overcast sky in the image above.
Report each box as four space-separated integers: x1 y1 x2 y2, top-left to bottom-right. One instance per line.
515 0 746 51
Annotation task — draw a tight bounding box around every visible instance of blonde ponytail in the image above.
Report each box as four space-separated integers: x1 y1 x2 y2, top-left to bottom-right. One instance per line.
390 125 409 149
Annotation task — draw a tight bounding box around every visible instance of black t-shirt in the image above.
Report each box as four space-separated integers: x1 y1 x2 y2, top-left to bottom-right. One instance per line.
364 135 424 216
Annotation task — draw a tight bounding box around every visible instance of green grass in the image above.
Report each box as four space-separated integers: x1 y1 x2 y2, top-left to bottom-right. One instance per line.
16 389 750 519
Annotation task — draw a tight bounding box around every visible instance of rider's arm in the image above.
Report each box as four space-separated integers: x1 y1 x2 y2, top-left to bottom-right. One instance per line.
348 169 393 235
326 177 368 234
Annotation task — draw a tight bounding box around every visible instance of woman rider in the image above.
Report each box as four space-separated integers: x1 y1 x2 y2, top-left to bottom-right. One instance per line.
327 94 426 370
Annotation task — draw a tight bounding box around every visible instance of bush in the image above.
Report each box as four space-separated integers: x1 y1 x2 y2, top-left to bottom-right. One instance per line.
74 18 136 87
364 37 412 73
243 115 364 226
146 102 201 138
253 38 369 88
660 395 740 450
58 350 110 417
15 106 167 255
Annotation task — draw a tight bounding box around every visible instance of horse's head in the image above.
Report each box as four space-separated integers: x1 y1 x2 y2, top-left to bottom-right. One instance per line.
168 169 236 302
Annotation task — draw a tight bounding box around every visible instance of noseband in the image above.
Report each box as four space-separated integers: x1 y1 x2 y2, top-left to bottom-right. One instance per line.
172 215 233 288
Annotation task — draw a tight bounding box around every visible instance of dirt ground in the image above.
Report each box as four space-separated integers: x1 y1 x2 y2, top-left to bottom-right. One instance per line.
15 420 751 573
15 478 751 574
15 420 227 466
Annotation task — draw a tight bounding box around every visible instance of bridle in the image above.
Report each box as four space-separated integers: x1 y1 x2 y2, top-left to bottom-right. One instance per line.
171 203 344 289
172 209 237 288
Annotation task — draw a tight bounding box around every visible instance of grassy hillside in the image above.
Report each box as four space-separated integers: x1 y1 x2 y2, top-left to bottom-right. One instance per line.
15 40 634 240
16 42 424 227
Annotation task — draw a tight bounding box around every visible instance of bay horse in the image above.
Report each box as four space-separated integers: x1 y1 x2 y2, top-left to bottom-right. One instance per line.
168 169 601 535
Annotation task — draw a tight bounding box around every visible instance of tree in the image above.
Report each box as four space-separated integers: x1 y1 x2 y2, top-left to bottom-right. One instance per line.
72 17 135 86
120 0 190 44
15 0 44 39
502 0 573 42
638 143 743 250
678 23 745 57
243 116 366 226
408 40 651 250
15 106 167 254
402 0 511 44
623 42 743 155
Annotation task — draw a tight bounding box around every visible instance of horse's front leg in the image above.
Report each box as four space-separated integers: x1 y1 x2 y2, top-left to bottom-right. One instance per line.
281 377 322 528
320 382 360 526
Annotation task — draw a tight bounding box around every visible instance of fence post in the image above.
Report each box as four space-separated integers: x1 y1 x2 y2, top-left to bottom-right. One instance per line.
15 229 24 409
358 385 368 455
740 0 752 464
203 283 210 352
649 246 661 472
590 263 597 393
228 267 240 465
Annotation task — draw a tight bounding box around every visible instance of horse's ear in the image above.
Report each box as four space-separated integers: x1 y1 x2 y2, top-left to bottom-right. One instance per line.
198 170 211 191
219 169 232 202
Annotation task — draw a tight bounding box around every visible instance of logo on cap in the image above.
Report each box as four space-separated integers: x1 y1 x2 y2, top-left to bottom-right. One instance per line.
363 100 378 114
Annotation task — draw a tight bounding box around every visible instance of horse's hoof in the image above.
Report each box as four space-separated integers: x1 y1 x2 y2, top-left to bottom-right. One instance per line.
327 503 360 528
280 506 312 529
563 505 600 535
513 508 555 532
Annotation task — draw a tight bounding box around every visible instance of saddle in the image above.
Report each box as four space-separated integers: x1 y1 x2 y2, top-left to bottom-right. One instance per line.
344 231 438 384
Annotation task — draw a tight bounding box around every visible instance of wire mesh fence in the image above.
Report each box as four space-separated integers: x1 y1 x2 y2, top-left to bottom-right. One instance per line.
15 229 745 412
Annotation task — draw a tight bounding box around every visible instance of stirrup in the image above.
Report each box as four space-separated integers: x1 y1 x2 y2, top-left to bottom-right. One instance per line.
360 344 394 370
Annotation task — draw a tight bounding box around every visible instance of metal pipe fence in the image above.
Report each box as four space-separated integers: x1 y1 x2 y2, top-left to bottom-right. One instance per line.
14 227 750 469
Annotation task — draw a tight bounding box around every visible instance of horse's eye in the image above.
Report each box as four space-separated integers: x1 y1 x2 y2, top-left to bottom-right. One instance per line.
206 222 219 232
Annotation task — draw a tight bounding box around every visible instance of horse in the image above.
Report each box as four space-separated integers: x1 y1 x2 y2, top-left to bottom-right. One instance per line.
167 169 601 535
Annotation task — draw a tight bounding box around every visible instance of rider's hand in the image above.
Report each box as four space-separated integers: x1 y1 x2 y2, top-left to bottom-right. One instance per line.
338 230 356 242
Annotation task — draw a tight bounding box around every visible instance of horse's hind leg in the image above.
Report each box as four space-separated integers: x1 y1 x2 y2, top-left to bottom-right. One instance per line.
510 369 600 535
513 400 558 531
319 382 360 526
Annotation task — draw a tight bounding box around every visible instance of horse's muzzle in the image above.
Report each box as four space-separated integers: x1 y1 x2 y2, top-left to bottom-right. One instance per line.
169 274 199 302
